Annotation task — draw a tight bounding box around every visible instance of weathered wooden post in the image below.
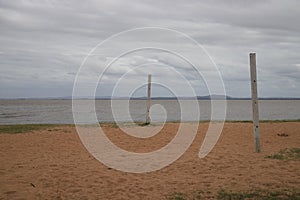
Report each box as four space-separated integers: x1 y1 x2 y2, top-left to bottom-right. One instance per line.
250 53 260 153
146 74 152 124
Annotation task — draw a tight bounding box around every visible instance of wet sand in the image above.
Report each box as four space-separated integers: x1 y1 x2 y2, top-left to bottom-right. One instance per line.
0 122 299 199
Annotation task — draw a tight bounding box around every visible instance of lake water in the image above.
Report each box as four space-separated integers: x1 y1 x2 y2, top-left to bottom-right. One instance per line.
0 100 299 124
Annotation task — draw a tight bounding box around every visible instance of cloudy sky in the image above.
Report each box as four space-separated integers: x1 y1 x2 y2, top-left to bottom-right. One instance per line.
0 0 300 98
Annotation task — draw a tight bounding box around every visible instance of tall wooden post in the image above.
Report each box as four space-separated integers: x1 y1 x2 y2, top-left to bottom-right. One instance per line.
250 53 260 153
146 74 152 124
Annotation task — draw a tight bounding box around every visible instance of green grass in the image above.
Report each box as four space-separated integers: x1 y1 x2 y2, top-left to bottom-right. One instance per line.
0 121 166 134
217 189 300 200
167 192 187 200
100 122 165 128
0 124 64 134
1 120 299 134
138 122 150 126
98 119 300 126
260 119 300 123
167 189 300 200
225 119 300 123
265 148 300 160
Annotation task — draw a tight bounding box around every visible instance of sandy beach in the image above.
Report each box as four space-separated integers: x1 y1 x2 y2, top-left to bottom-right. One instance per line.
0 122 299 199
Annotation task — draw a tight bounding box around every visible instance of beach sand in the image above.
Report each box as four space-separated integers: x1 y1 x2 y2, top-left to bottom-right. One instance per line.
0 122 299 199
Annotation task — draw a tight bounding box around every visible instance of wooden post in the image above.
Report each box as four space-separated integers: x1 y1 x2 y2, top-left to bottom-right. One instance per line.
250 53 260 153
146 74 152 124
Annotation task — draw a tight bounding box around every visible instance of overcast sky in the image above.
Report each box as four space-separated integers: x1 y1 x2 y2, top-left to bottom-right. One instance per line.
0 0 300 98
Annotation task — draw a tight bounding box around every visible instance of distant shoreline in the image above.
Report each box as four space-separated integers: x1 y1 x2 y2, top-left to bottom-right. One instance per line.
0 119 300 126
1 96 300 100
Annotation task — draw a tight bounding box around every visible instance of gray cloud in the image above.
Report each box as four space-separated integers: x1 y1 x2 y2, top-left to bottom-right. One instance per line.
0 0 299 98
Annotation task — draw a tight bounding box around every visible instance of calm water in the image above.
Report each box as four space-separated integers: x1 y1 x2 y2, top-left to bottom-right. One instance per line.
0 100 299 124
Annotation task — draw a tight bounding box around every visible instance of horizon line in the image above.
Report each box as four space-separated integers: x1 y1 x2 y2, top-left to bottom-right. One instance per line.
1 95 300 100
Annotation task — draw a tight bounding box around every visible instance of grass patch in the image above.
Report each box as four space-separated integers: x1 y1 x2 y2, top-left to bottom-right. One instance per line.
217 189 258 199
224 119 300 123
101 120 291 126
217 189 300 200
138 122 150 126
166 189 300 199
265 148 300 160
0 124 61 134
167 192 187 200
260 119 300 123
100 122 165 128
265 154 285 160
99 122 119 128
1 120 299 134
